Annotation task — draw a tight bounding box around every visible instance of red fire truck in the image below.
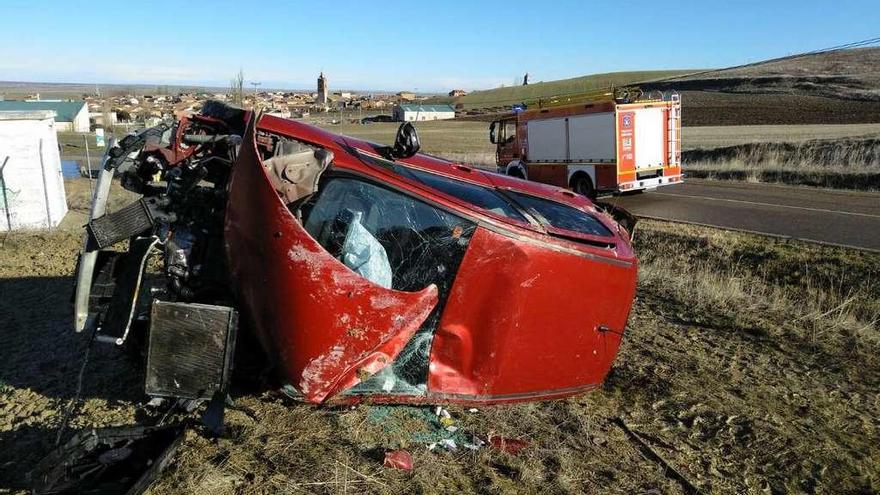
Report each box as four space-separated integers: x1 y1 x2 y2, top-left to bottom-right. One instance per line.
489 92 682 198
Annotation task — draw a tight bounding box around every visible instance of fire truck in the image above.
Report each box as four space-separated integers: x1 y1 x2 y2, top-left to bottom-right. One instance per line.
489 90 682 198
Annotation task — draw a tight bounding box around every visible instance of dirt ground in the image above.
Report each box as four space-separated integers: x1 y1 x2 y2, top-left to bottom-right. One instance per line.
0 177 877 494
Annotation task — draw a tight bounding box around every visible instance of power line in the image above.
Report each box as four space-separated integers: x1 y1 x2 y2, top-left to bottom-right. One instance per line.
644 35 880 84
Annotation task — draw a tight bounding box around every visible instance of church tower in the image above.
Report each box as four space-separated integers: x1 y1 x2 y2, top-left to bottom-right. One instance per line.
316 72 328 105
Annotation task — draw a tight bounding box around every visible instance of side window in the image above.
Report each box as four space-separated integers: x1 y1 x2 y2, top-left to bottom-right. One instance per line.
503 120 516 143
402 167 527 222
303 178 476 293
506 191 613 237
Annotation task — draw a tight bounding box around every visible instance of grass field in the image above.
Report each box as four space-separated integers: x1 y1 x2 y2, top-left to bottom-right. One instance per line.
681 123 880 150
432 70 696 110
680 125 880 189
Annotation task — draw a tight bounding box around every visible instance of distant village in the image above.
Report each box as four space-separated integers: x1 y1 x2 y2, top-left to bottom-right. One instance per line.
0 73 468 133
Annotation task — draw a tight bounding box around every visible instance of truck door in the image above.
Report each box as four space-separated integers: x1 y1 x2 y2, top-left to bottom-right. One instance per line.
491 118 519 166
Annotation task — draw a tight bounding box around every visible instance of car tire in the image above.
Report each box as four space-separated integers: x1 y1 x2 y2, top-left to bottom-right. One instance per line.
572 174 596 200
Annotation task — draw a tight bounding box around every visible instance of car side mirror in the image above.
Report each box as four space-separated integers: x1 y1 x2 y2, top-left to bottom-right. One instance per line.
489 121 497 144
390 122 420 159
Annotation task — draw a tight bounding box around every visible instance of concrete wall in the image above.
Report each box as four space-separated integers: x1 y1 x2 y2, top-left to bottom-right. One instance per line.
72 105 90 132
0 113 68 230
55 121 74 132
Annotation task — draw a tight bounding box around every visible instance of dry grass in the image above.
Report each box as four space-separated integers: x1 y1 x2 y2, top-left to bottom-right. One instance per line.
682 124 880 150
636 221 880 365
1 218 878 493
683 135 880 189
684 138 880 170
144 220 880 495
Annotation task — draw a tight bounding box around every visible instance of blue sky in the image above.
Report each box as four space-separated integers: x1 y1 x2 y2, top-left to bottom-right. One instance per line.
0 0 877 92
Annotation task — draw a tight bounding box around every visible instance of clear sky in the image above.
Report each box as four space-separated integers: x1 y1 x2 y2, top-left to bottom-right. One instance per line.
0 0 877 92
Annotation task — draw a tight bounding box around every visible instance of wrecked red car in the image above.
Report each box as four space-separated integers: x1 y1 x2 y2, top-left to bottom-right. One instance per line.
74 102 637 406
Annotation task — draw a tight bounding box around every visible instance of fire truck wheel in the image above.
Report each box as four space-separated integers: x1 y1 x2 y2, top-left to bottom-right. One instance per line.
572 174 596 200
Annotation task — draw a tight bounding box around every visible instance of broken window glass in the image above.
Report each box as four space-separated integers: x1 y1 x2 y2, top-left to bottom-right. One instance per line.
304 177 475 292
301 177 476 394
505 191 613 237
402 167 527 221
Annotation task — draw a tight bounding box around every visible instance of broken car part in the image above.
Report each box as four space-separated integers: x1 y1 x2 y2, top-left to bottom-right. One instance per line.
29 424 185 495
145 301 238 400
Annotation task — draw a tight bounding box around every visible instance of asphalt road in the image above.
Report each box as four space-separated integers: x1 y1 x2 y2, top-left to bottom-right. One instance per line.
614 179 880 251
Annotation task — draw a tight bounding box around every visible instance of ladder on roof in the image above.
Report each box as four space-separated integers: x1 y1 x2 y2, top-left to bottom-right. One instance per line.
527 85 670 111
667 93 682 166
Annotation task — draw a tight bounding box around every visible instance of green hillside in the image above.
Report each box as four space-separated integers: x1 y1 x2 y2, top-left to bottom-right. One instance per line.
443 70 699 110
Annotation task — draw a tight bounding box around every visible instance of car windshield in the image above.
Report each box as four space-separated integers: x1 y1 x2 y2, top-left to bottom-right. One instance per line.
401 167 528 222
505 191 613 237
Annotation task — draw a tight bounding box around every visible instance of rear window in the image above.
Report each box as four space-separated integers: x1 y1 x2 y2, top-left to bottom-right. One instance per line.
506 191 613 237
403 167 527 222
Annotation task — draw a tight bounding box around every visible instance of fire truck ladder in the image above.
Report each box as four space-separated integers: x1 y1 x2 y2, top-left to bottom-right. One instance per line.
667 93 681 166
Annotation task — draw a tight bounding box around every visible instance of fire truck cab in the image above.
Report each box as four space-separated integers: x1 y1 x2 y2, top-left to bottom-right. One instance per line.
490 93 682 198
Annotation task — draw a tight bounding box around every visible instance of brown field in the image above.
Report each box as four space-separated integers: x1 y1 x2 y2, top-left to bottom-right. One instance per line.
676 91 880 126
0 175 878 494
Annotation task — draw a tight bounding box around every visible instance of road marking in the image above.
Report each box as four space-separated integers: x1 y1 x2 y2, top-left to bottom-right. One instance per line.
653 192 880 219
634 214 880 253
685 179 880 199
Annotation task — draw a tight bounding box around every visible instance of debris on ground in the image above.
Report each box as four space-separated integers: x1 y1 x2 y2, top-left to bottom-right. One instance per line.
29 424 185 495
383 450 413 471
485 433 531 455
365 405 470 448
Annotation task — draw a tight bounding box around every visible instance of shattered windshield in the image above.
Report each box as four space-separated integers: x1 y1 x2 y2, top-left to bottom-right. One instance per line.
303 177 475 292
505 191 613 238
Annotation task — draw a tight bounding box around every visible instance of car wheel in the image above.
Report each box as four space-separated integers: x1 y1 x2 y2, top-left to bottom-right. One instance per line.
572 175 596 200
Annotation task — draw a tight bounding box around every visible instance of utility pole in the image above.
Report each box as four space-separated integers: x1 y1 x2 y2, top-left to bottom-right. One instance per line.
38 138 52 228
84 134 93 199
0 156 11 231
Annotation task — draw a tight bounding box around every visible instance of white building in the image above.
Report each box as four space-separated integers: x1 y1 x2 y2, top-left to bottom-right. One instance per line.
0 100 89 132
89 111 118 128
0 110 68 231
393 104 456 122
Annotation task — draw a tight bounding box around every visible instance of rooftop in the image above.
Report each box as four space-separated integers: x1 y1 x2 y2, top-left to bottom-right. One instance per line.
0 110 57 121
0 101 86 122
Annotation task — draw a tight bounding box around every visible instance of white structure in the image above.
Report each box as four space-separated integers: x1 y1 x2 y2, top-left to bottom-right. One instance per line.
393 104 456 122
0 110 68 231
0 101 89 132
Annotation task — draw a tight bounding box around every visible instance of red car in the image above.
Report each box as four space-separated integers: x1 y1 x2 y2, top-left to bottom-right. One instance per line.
75 102 638 406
